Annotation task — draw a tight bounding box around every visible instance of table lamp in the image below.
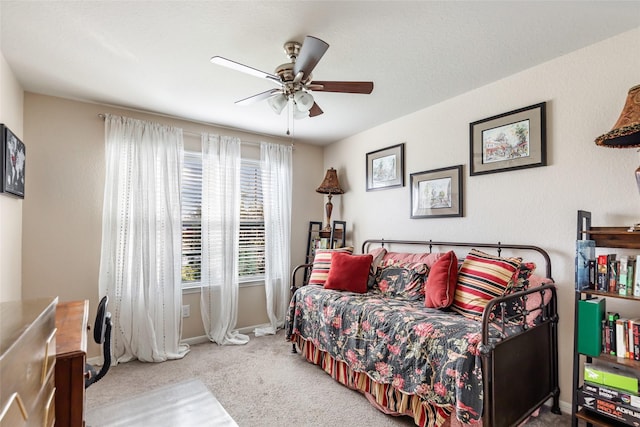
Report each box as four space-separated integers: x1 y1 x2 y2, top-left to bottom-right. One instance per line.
316 168 344 230
595 84 640 230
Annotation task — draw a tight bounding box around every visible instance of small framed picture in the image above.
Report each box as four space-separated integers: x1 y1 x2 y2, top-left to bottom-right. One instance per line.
1 124 26 198
366 143 404 191
410 165 463 219
470 102 546 176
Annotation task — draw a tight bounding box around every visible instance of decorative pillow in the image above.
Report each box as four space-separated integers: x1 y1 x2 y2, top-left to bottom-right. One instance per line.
367 247 388 289
507 262 536 294
308 247 354 285
525 274 554 326
374 261 429 300
451 249 522 320
424 250 458 308
324 253 373 293
382 252 442 268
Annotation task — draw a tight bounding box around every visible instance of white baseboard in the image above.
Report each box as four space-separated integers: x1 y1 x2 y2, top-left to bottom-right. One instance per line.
542 397 571 415
180 323 272 346
181 335 209 346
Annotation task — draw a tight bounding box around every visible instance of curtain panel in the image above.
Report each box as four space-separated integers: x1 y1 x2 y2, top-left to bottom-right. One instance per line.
200 133 249 345
255 142 293 336
98 114 189 363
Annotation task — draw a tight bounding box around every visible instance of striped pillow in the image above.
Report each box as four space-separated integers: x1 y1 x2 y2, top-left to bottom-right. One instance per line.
308 247 354 285
451 249 522 320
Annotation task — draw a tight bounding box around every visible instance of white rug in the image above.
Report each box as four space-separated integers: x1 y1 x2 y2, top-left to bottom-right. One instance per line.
86 378 237 427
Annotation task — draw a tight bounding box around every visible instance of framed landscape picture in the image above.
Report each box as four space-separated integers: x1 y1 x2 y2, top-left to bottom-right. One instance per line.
366 143 404 191
470 102 546 176
410 165 463 219
1 124 26 198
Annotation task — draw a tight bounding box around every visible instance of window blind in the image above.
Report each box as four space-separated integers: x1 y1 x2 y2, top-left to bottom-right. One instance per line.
181 151 203 284
181 152 265 286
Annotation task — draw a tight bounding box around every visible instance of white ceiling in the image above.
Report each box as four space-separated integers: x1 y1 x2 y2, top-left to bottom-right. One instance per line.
1 1 639 145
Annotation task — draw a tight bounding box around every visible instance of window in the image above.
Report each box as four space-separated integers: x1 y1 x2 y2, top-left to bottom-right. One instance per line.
181 151 265 287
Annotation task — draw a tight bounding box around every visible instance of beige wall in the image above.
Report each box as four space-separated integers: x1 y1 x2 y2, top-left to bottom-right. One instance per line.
324 27 640 409
0 50 24 302
22 94 324 354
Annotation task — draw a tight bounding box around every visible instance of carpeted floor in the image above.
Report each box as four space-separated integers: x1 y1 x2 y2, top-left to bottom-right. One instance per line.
86 330 570 426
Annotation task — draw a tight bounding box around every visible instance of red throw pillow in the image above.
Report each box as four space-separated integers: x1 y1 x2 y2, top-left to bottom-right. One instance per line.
424 250 458 308
324 252 373 293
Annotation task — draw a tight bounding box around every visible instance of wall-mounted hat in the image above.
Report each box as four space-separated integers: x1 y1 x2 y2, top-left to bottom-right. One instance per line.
595 84 640 148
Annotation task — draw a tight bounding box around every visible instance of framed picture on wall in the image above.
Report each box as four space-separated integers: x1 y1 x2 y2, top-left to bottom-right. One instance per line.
1 124 26 198
469 102 547 176
410 165 463 219
366 143 405 191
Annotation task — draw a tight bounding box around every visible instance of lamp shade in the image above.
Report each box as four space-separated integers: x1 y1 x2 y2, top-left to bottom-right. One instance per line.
267 94 288 115
293 108 310 120
316 168 344 195
294 91 314 112
595 84 640 148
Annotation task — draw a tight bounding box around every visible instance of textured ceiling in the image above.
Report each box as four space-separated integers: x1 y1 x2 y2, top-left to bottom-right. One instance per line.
1 1 639 145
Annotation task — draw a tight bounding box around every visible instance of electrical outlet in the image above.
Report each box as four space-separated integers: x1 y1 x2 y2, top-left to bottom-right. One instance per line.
182 304 190 318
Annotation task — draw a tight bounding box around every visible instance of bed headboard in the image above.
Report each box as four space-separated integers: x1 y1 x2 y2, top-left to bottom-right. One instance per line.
361 239 553 280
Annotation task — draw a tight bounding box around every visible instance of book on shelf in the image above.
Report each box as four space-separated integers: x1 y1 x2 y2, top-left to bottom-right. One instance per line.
578 298 605 357
579 388 640 424
584 362 640 394
635 255 640 297
597 254 609 292
627 258 636 296
616 317 630 359
576 240 596 290
609 255 618 293
583 382 640 408
619 256 629 295
607 312 620 356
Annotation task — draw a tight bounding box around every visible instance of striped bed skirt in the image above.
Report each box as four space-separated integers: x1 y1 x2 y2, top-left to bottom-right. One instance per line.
292 333 458 427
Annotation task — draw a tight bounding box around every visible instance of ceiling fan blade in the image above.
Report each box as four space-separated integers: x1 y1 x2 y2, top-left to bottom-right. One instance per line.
235 89 282 106
310 81 374 94
210 56 282 85
309 102 324 117
293 36 329 78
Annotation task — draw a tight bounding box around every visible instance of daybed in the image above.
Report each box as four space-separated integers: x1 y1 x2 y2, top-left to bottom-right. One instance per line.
285 239 560 427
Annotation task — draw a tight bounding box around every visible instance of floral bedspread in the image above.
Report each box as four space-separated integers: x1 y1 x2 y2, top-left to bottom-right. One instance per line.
286 285 485 423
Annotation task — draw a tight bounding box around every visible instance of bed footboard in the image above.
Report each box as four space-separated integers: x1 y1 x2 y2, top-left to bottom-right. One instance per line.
481 284 560 426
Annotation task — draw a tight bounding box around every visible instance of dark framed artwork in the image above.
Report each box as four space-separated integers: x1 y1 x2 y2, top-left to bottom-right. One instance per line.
469 102 546 176
1 124 25 198
366 143 404 191
410 165 463 219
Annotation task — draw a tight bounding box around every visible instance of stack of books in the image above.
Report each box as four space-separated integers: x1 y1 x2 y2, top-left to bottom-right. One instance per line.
575 240 640 296
581 363 640 424
602 313 640 360
577 298 640 360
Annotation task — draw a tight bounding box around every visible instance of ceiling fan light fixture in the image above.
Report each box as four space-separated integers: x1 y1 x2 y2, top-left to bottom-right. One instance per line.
293 108 310 120
267 94 288 115
294 91 314 112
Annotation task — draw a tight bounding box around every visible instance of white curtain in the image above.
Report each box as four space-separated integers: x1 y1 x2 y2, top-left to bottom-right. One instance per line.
254 143 293 336
98 114 189 363
200 133 249 345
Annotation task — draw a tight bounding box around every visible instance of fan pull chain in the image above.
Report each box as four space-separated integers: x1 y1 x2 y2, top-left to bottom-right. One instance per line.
286 97 293 136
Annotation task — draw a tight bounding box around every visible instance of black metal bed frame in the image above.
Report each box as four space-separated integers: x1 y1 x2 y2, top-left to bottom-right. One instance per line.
289 239 561 426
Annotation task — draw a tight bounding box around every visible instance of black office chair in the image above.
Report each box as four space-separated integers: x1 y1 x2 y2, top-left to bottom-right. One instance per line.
85 295 112 388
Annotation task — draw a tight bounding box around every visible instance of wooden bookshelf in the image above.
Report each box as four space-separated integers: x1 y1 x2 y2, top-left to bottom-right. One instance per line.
581 227 640 249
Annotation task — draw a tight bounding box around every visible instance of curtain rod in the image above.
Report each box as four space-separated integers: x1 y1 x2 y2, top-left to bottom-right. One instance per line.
97 113 294 149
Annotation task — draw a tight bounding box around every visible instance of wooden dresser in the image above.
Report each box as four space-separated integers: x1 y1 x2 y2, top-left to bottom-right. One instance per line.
55 300 89 427
0 297 58 427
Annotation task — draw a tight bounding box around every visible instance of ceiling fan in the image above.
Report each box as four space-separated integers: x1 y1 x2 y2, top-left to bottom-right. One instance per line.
210 35 374 119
